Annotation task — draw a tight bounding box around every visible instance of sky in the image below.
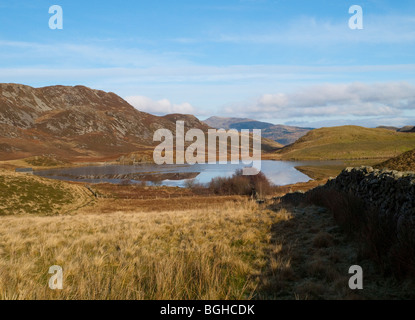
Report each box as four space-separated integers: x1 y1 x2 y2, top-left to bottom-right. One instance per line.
0 0 415 128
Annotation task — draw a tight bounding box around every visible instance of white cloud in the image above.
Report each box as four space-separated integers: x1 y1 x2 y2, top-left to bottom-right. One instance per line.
223 82 415 120
125 95 196 115
286 117 415 129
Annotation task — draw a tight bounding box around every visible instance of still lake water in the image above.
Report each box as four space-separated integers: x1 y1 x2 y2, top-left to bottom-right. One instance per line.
34 160 340 187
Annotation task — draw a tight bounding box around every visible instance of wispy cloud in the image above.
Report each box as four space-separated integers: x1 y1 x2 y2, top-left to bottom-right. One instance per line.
1 63 415 84
200 15 415 45
286 117 415 129
0 40 191 68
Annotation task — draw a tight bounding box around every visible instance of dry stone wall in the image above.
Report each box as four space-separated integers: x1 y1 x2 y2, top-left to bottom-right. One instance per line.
324 166 415 220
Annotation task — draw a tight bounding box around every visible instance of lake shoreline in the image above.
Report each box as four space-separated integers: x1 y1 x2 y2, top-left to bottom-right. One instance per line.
32 160 313 187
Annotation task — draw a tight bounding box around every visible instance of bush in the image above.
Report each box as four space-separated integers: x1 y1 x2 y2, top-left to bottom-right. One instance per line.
208 170 273 198
120 179 133 186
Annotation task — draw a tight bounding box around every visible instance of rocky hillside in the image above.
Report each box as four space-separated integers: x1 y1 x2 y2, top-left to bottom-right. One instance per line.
0 84 281 162
398 126 415 132
204 116 311 145
0 84 209 161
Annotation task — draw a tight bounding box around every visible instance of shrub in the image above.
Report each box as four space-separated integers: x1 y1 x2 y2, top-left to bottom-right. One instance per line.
184 179 210 195
208 170 273 197
120 179 133 186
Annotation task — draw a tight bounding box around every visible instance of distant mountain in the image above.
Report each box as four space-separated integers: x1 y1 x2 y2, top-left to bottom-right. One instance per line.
203 117 264 130
376 125 415 132
398 126 415 132
203 116 312 145
375 149 415 171
274 126 415 160
377 126 399 131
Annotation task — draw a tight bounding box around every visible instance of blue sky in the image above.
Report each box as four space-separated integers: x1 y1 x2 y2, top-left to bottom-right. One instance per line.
1 0 415 127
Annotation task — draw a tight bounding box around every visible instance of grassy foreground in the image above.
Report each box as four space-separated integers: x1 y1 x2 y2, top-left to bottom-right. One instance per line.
1 169 414 300
0 200 277 300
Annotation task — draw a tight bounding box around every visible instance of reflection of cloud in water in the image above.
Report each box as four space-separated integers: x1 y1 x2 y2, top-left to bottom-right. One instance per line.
161 162 311 187
159 180 186 187
264 168 310 186
35 160 313 187
195 170 235 184
260 161 311 186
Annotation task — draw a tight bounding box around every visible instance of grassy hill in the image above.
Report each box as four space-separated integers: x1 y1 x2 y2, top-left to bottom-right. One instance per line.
375 149 415 171
0 170 94 215
275 126 415 160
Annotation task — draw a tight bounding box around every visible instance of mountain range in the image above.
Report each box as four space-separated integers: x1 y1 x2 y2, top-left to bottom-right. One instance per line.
3 83 415 164
0 84 281 162
377 125 415 132
204 116 312 145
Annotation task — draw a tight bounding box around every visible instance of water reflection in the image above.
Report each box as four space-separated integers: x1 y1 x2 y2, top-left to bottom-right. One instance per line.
35 160 315 187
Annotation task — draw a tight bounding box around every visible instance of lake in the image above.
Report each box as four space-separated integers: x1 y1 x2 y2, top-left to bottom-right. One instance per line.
34 160 339 187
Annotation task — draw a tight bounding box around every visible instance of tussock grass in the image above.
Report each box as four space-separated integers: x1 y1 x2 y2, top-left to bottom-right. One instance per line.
0 200 277 300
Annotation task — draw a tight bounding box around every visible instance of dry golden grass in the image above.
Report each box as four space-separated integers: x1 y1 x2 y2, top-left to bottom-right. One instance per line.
1 168 414 300
0 200 280 300
85 196 246 213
